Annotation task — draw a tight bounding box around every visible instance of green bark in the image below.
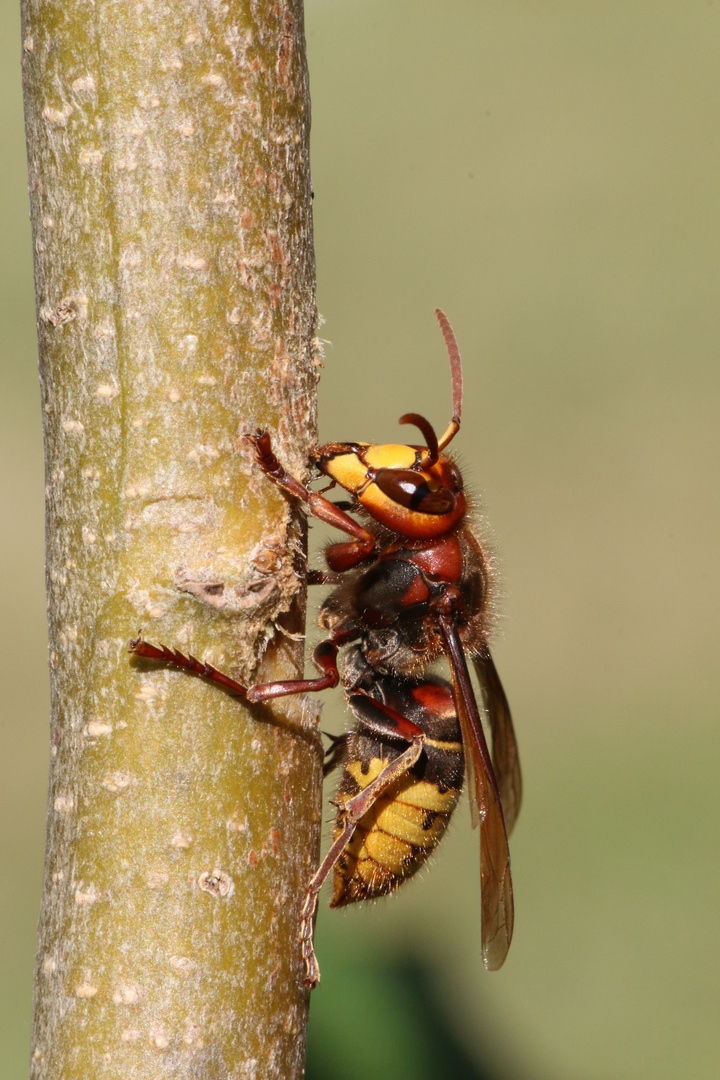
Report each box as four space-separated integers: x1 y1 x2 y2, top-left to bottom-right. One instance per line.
22 1 320 1076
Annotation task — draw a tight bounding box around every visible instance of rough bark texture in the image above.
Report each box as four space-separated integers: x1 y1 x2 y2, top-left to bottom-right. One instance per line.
21 1 320 1076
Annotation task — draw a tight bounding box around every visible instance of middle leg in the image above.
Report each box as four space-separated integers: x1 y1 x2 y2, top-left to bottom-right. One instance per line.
130 635 351 705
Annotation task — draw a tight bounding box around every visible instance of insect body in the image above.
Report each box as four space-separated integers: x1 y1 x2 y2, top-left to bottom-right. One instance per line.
131 309 521 985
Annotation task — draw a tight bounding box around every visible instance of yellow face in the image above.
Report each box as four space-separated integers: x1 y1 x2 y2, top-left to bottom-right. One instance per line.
317 441 466 538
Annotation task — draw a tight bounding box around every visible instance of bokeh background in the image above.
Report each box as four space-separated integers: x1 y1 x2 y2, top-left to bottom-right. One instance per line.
2 2 719 1077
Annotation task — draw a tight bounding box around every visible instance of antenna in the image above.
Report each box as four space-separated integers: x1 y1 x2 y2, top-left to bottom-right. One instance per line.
399 412 439 466
433 308 463 451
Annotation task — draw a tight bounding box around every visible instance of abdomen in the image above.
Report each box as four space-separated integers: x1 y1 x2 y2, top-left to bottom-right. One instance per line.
331 730 464 907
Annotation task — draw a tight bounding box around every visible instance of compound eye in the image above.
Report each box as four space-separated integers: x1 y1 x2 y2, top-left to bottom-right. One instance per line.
373 469 455 515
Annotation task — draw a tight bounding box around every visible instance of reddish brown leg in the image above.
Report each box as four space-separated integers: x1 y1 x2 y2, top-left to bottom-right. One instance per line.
245 639 343 703
129 639 249 696
323 540 377 573
130 636 347 706
299 729 426 987
246 431 376 565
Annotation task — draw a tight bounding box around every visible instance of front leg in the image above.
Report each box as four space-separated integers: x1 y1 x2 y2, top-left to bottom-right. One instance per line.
246 431 376 569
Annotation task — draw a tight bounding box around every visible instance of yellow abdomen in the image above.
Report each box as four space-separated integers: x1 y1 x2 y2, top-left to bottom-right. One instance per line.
331 749 463 907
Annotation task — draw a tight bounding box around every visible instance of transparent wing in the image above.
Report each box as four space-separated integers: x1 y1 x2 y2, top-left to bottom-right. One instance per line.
438 616 514 970
474 649 522 835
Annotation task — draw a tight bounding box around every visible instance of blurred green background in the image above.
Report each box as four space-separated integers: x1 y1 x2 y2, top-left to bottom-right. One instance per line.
2 1 719 1077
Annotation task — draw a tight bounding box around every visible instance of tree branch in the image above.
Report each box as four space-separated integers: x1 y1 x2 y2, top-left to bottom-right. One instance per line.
22 0 319 1075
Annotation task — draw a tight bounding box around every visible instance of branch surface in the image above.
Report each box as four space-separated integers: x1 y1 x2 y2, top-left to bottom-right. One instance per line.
22 1 319 1076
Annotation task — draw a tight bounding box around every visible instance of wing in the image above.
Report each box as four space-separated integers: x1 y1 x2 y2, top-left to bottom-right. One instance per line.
474 649 522 835
437 615 514 970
